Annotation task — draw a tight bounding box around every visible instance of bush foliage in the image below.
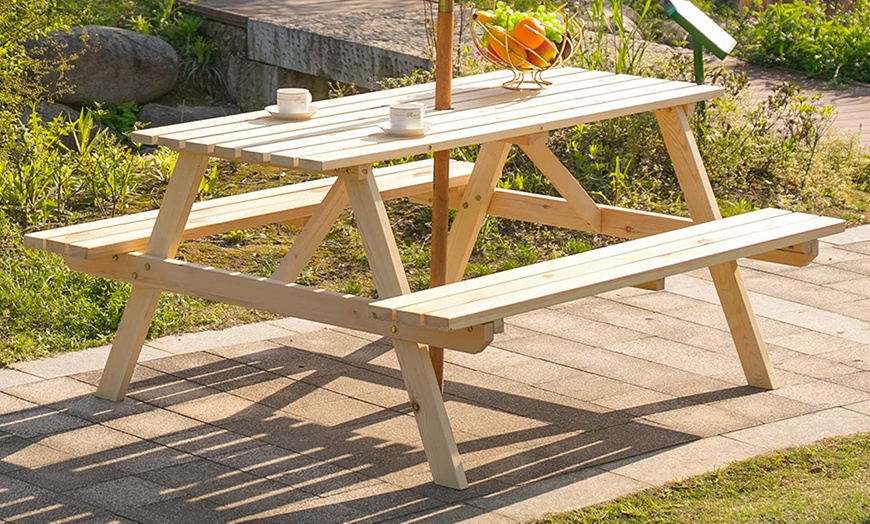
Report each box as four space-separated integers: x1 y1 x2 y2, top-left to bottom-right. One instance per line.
738 0 870 84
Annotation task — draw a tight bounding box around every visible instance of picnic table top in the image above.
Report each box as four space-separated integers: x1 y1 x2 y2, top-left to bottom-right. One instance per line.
132 67 723 172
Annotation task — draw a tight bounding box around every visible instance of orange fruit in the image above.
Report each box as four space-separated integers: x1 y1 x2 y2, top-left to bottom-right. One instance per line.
487 26 533 70
512 17 546 50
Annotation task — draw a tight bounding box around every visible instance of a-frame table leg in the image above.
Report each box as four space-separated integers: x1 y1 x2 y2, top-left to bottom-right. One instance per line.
444 142 512 284
655 106 776 389
343 166 468 489
96 152 209 401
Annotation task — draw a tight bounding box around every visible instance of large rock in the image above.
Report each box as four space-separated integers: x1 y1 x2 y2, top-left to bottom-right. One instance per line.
33 26 179 106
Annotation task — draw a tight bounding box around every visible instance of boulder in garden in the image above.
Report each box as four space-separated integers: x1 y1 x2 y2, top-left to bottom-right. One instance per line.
32 26 180 106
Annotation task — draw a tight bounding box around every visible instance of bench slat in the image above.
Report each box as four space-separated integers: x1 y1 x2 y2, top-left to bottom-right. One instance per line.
24 160 474 259
371 208 791 317
370 210 845 330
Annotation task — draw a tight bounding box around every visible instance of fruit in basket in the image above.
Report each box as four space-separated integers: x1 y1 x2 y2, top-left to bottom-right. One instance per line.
486 25 533 70
472 10 496 25
473 2 578 73
528 38 559 67
512 17 546 49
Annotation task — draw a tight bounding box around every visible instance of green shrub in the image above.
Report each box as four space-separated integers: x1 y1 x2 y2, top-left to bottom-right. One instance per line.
738 0 870 84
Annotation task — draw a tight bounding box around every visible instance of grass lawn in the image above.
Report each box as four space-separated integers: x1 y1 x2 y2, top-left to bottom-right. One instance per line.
534 433 870 524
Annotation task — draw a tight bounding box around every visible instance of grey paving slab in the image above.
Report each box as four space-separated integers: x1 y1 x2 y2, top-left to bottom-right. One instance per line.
776 354 863 380
67 476 181 512
709 391 818 424
640 402 761 438
2 376 96 405
0 474 115 524
465 467 649 522
508 308 648 348
0 368 40 389
148 321 296 354
821 224 870 245
378 503 518 524
772 379 870 407
724 407 870 451
815 243 870 264
9 344 169 379
778 264 868 286
831 370 870 393
821 344 870 371
845 400 870 416
826 298 870 322
0 403 90 439
832 256 870 276
600 435 765 485
827 276 870 298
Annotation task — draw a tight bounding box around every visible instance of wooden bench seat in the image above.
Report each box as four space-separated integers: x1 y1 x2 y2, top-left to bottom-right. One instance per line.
370 209 845 331
24 159 475 259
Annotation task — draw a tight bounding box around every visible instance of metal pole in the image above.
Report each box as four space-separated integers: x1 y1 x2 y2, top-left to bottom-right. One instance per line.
693 38 704 86
430 0 454 391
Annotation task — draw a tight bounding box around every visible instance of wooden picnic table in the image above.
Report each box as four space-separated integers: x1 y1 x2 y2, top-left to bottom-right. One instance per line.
25 67 845 489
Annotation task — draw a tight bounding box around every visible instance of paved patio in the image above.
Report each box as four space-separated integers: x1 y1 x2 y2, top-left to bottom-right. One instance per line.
2 226 870 523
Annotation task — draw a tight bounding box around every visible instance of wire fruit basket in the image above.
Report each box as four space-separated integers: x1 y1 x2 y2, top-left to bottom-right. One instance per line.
470 2 582 89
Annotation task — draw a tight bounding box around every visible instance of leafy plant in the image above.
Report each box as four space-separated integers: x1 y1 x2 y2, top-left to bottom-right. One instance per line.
576 0 653 75
100 100 140 134
738 0 870 84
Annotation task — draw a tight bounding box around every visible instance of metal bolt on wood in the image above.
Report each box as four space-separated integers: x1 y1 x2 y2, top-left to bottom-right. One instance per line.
131 272 138 280
390 325 398 333
411 402 421 412
144 263 151 271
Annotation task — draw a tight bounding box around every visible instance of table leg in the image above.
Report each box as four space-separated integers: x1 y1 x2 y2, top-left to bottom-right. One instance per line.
272 177 348 283
96 152 209 401
655 106 776 389
445 142 512 284
343 166 468 489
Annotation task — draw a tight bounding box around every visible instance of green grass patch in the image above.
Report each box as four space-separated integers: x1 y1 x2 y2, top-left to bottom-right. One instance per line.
534 433 870 524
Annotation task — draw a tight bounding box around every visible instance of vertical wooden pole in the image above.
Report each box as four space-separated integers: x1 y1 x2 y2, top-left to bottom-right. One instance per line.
430 0 455 392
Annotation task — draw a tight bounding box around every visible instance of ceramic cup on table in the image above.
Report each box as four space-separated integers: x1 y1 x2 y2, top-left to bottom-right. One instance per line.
276 88 312 114
389 102 425 130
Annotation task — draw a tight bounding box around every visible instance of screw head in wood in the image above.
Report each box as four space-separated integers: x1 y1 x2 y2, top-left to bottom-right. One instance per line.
411 401 421 412
390 325 398 333
144 263 151 271
112 255 119 261
131 272 138 280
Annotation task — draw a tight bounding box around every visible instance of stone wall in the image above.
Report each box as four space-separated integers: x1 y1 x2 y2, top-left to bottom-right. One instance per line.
202 19 335 111
200 11 435 111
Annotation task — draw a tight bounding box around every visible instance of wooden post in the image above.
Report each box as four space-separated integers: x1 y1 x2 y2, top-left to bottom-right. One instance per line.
430 0 455 391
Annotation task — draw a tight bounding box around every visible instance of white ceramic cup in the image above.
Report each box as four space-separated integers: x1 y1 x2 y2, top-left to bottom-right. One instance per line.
389 102 425 130
276 88 312 114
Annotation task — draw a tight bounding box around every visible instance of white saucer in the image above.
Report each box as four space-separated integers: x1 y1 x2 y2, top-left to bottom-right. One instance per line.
265 104 318 120
377 121 433 137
